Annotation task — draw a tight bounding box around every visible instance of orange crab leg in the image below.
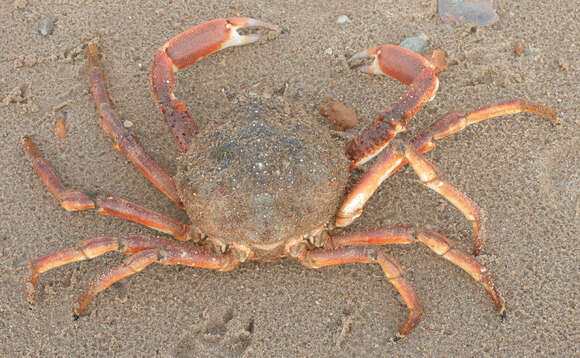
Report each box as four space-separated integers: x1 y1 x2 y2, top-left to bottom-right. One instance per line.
345 45 439 169
87 44 182 206
25 235 176 303
321 225 505 334
74 245 238 317
336 99 558 242
409 98 558 153
404 144 485 255
22 233 237 316
22 137 195 241
298 246 423 341
150 17 277 153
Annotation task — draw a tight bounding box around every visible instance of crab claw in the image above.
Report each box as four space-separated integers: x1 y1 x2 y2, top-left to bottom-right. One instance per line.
345 44 439 169
221 17 279 48
150 18 278 153
348 46 383 75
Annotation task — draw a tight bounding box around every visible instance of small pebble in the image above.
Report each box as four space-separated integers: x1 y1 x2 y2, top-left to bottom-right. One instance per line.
336 15 351 24
399 35 429 54
123 120 133 128
514 43 525 56
39 18 55 36
324 47 333 55
319 98 359 131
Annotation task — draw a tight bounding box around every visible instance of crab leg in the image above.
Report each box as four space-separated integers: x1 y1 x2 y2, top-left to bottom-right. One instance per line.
336 99 558 241
298 246 423 341
325 225 504 314
25 234 176 303
87 44 182 206
22 137 195 241
404 144 484 255
345 45 439 169
22 233 237 316
74 245 238 317
150 17 277 153
409 98 558 153
317 225 504 339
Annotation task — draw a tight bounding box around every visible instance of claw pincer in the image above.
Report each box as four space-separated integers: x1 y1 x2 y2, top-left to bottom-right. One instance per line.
150 18 278 153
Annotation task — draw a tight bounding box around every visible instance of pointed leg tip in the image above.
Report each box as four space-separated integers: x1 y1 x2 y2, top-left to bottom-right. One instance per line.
87 42 101 68
24 279 37 304
392 334 405 342
87 42 99 53
499 307 507 322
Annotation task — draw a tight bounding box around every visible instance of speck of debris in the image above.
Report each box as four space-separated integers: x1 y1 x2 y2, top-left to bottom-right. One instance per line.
55 114 67 140
514 43 525 56
39 18 55 36
337 15 351 24
399 35 429 54
424 49 448 74
13 0 27 10
557 58 569 72
123 120 133 128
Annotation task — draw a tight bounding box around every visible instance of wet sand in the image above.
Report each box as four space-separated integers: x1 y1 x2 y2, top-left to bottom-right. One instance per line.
1 1 578 357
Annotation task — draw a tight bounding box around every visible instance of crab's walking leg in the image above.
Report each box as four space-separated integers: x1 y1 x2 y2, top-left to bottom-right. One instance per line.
409 98 558 154
336 99 558 236
404 145 484 255
298 246 423 341
150 17 277 153
345 45 439 169
325 225 504 315
25 235 175 303
74 245 238 317
317 225 504 339
87 44 182 206
22 137 195 241
22 234 237 315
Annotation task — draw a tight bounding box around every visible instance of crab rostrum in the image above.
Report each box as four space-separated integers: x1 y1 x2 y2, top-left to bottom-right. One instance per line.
23 18 557 340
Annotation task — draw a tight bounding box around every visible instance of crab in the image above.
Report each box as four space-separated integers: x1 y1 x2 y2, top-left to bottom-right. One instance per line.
22 18 558 341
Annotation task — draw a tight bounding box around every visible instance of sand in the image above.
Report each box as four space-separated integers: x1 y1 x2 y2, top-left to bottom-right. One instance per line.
1 1 578 357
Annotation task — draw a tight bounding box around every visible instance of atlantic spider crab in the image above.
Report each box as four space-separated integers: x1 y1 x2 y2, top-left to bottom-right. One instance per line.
23 18 557 340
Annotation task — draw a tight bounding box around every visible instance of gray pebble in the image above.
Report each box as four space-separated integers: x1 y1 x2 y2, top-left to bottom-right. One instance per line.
399 35 429 54
39 18 55 36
